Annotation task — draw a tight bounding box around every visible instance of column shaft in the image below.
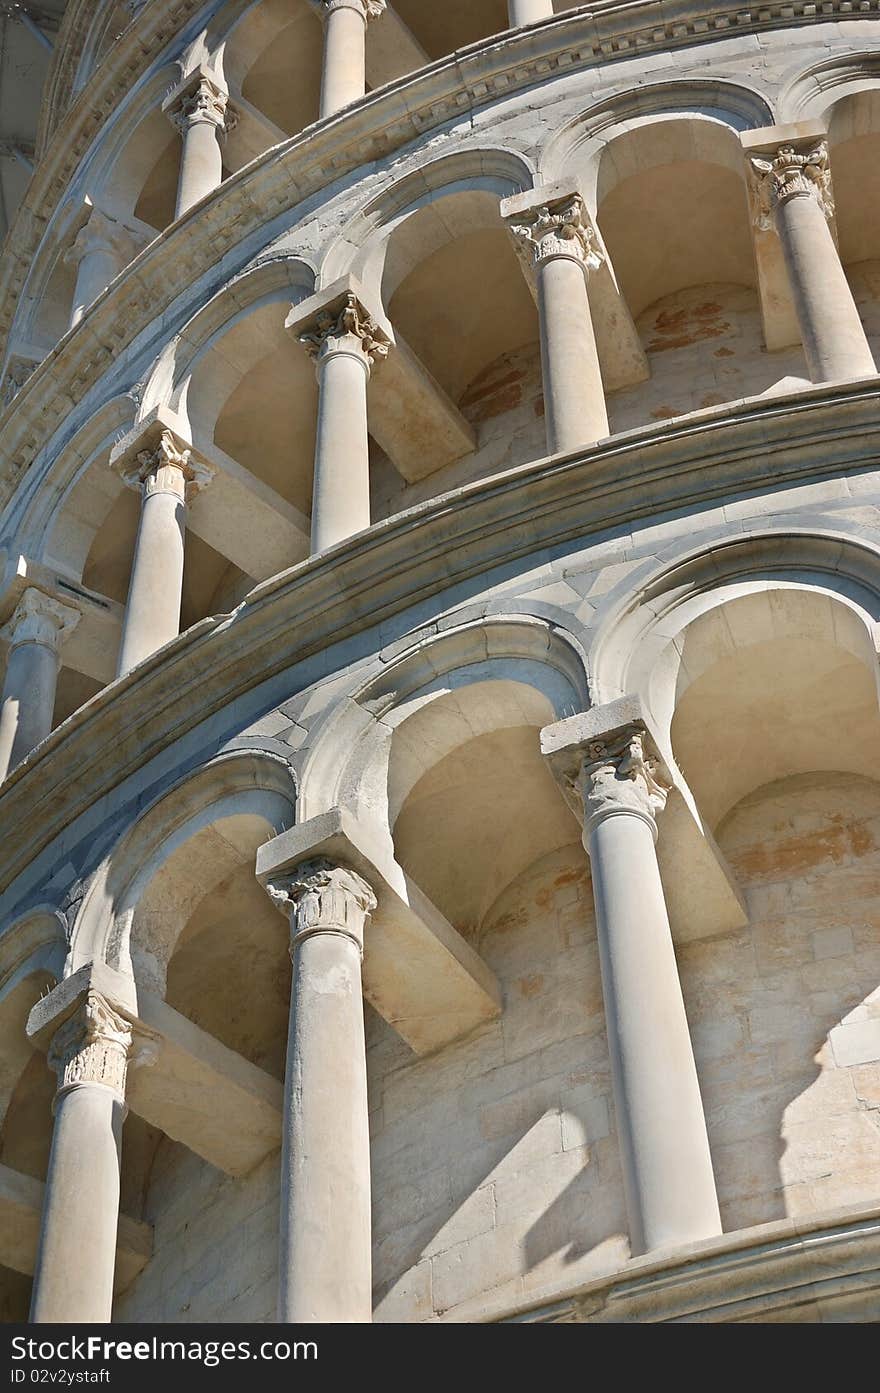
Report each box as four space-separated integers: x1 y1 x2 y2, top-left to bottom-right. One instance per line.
774 193 875 382
113 429 212 678
30 992 132 1324
70 247 119 329
31 1084 125 1323
537 253 608 453
320 2 368 118
118 484 185 676
504 190 609 456
267 859 377 1323
176 117 224 219
281 931 371 1321
312 347 371 552
0 641 57 778
509 0 554 25
587 809 721 1253
0 589 79 780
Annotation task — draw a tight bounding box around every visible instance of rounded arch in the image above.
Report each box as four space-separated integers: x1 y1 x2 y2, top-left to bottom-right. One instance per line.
143 253 317 430
70 750 297 999
15 395 137 581
301 615 589 931
589 528 880 829
540 79 775 197
780 49 880 124
321 146 536 299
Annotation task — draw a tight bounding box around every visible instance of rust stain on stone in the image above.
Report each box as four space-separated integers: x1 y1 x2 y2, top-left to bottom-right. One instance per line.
459 352 533 423
515 973 545 999
730 819 879 880
646 300 731 354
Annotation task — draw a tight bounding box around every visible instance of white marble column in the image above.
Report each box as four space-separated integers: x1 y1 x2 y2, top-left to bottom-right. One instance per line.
65 206 139 330
30 991 133 1323
113 429 212 677
505 190 608 454
265 859 377 1323
164 72 235 219
748 138 876 383
0 589 79 780
296 291 390 553
508 0 554 25
543 713 721 1255
319 0 385 119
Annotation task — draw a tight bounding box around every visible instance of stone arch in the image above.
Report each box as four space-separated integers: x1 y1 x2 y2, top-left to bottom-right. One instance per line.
322 146 536 299
301 615 588 932
543 93 808 426
540 79 775 199
589 527 880 828
70 751 297 1013
323 147 539 462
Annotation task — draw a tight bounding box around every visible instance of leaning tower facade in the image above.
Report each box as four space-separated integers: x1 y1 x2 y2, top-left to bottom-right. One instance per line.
0 0 879 1326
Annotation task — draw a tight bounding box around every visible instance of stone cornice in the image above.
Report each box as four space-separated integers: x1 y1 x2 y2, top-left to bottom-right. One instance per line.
1 376 879 899
1 2 877 472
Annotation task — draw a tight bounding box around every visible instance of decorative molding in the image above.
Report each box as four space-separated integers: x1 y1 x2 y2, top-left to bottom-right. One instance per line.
507 192 604 273
266 857 377 956
578 725 670 836
0 587 80 654
47 989 133 1098
297 291 391 372
748 140 834 231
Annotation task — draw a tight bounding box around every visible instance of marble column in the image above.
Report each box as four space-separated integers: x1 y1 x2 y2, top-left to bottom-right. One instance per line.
265 858 377 1323
164 72 235 219
0 589 79 780
544 714 721 1255
319 0 385 119
30 991 133 1323
748 138 876 383
114 429 213 677
65 207 139 330
508 0 554 24
297 291 390 553
506 190 608 454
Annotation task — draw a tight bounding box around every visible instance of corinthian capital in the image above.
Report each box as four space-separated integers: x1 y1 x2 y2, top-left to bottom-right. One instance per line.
48 991 133 1099
164 71 234 137
578 727 669 836
1 587 80 654
112 424 214 502
266 857 377 956
296 291 391 373
507 192 604 273
747 138 834 231
322 0 387 19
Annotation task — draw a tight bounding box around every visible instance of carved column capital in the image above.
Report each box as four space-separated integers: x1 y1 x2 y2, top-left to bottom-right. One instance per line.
748 139 834 231
114 427 214 503
266 857 378 957
322 0 387 20
578 725 670 840
297 291 391 377
165 73 235 137
1 587 80 655
507 192 604 274
47 991 133 1101
64 205 141 269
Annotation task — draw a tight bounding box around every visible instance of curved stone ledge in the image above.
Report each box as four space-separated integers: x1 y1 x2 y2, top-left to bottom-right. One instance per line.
466 1201 880 1322
1 375 878 899
2 0 879 432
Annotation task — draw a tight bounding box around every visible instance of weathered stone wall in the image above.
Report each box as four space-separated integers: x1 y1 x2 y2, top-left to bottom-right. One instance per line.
681 771 880 1233
368 844 628 1323
114 1146 279 1323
